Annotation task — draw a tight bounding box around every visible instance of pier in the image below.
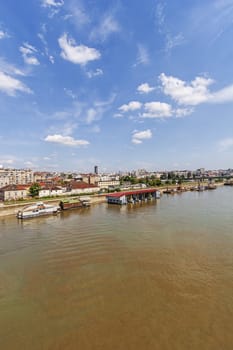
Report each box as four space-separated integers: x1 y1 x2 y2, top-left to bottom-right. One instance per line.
106 189 160 205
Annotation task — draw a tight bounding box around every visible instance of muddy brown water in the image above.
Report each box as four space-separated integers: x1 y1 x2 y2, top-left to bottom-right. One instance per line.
0 187 233 349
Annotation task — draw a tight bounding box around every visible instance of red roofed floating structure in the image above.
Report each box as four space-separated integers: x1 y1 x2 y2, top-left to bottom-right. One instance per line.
106 188 160 205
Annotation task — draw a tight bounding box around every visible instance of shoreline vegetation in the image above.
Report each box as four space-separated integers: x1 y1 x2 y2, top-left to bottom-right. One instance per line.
0 182 224 218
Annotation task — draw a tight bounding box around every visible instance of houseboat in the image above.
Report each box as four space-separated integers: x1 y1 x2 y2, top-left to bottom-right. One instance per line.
17 202 60 219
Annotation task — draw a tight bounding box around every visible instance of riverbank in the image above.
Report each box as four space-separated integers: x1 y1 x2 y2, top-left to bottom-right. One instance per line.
0 195 106 218
0 182 224 218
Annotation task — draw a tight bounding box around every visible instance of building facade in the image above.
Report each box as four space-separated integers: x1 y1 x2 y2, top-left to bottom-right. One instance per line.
0 185 30 201
0 168 33 188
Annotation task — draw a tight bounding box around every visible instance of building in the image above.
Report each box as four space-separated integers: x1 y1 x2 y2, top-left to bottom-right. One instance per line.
106 188 159 205
38 186 64 198
97 175 120 190
0 185 30 201
81 174 99 185
94 165 98 175
67 181 99 195
0 168 33 187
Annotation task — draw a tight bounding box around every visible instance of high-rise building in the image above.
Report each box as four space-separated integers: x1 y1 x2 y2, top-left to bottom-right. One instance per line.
94 165 98 175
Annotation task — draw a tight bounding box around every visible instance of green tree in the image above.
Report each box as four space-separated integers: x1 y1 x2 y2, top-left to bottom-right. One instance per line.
29 183 41 197
131 177 138 185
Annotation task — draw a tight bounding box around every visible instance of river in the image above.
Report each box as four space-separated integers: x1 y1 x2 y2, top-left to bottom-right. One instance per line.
0 186 233 349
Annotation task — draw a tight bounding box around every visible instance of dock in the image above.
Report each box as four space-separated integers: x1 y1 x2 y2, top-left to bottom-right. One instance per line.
106 189 160 205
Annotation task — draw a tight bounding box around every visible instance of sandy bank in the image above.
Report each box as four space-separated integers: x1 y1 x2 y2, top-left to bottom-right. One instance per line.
0 195 106 218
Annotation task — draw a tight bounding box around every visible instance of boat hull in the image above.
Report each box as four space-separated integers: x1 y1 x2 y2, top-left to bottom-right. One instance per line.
17 202 60 219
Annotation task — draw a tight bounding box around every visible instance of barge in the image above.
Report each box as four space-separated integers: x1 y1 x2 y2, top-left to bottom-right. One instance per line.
59 197 91 210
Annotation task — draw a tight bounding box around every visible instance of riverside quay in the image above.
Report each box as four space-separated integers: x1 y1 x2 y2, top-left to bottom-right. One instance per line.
106 189 160 205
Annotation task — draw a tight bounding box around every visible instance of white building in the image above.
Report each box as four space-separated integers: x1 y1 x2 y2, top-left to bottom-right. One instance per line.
0 168 33 187
97 175 120 189
0 185 30 201
39 186 64 198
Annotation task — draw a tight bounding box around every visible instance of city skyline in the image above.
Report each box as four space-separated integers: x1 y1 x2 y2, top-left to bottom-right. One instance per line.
0 0 233 172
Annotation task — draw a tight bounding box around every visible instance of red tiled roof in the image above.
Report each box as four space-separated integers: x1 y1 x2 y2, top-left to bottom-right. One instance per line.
70 181 98 189
0 184 30 191
106 188 157 198
41 186 62 191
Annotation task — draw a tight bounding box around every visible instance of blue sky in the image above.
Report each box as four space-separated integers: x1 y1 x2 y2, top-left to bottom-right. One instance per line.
0 0 233 172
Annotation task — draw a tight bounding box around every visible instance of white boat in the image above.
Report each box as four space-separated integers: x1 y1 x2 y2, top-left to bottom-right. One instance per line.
17 202 60 219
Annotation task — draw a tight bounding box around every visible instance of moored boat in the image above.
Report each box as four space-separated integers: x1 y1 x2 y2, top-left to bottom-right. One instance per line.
59 197 90 210
17 202 60 219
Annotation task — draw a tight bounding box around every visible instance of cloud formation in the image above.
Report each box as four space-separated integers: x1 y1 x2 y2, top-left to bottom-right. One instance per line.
41 0 64 7
90 14 120 42
119 101 142 112
137 83 155 94
132 129 152 144
155 1 185 54
19 43 40 65
58 33 101 65
143 101 172 118
44 134 89 146
134 44 149 66
160 73 233 106
0 30 9 40
159 73 213 106
0 71 32 96
86 68 103 78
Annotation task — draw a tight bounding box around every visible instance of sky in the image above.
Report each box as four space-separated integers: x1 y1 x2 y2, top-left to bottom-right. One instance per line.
0 0 233 172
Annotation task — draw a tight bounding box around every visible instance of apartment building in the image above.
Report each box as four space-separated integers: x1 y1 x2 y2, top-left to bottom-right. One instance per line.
0 168 33 188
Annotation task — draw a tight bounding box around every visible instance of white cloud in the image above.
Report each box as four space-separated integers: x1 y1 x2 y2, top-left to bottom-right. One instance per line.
41 0 64 7
174 108 193 117
58 33 101 65
137 83 155 94
86 68 103 78
64 88 76 99
49 55 55 64
134 44 149 66
113 113 123 118
86 108 97 124
0 30 9 40
44 134 89 146
218 138 233 152
155 1 165 31
47 121 78 136
159 73 213 106
132 138 142 144
143 101 172 118
0 57 25 76
160 73 233 106
90 14 120 42
38 27 55 64
132 129 152 144
155 2 185 54
0 158 14 165
165 33 185 53
0 71 32 96
119 101 142 112
19 43 40 66
65 2 90 29
212 85 233 103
